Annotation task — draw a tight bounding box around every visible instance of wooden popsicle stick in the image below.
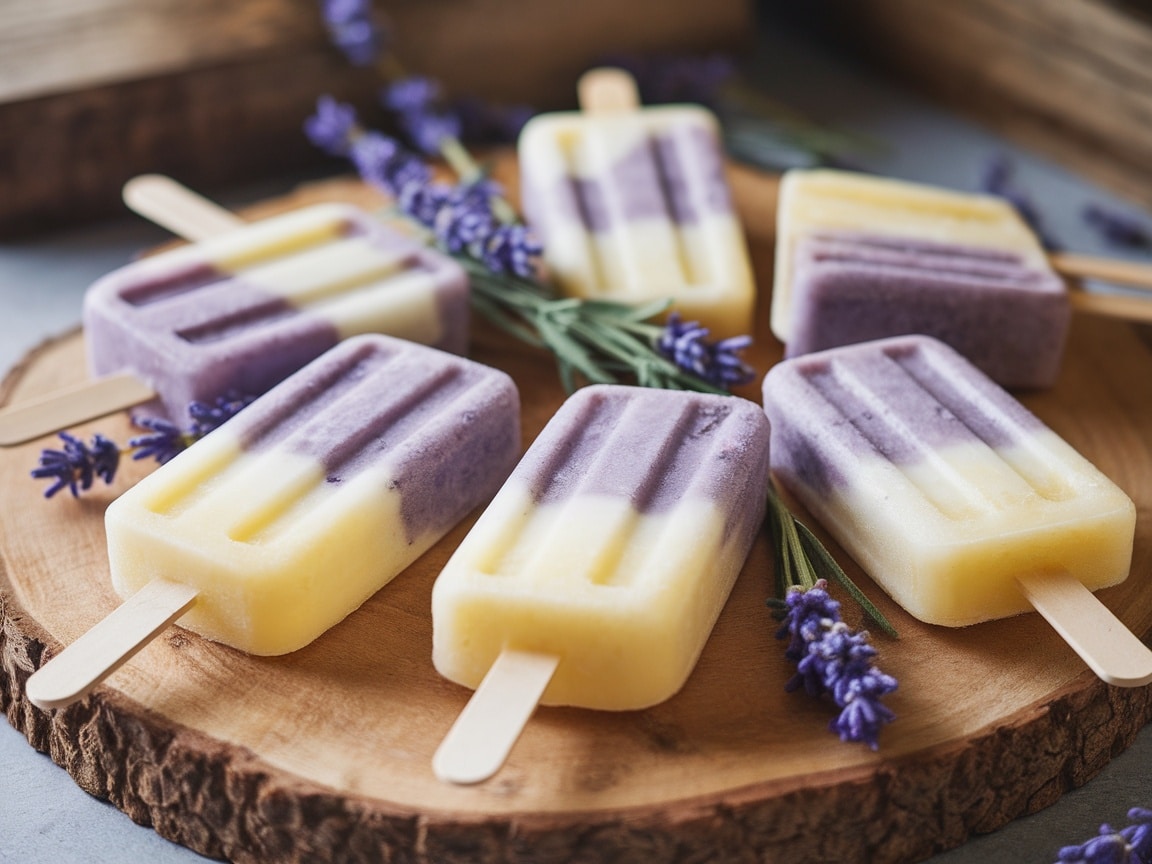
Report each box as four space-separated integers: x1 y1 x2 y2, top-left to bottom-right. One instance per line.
432 649 560 784
0 176 245 448
577 67 641 114
1067 285 1152 325
1050 252 1152 293
1017 571 1152 688
25 579 199 710
122 174 246 241
0 372 156 446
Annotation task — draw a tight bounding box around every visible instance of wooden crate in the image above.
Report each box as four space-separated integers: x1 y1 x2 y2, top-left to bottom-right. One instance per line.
0 0 752 235
795 0 1152 209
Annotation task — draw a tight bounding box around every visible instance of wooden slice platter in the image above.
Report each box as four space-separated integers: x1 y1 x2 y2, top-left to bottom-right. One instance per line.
2 158 1152 864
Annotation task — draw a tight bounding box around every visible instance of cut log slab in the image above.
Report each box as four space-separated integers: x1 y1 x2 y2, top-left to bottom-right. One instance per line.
3 159 1152 863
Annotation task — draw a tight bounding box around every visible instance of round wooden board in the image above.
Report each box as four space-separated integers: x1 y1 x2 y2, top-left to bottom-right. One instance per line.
3 159 1152 864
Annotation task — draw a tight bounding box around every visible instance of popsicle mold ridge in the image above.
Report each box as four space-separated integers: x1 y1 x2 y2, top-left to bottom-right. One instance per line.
762 335 1135 627
104 334 520 656
84 204 470 420
432 384 771 710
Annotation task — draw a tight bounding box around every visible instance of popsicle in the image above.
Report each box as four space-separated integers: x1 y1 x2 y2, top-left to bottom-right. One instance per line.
771 169 1152 368
518 68 756 339
0 177 470 446
786 231 1070 388
431 384 771 783
762 334 1152 686
25 334 520 708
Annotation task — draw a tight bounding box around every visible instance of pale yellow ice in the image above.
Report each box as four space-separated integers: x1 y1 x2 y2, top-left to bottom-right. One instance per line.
105 427 426 656
771 169 1049 340
431 488 746 710
519 105 755 338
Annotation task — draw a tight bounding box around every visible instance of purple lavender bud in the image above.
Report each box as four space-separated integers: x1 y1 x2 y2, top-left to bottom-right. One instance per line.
187 392 254 437
128 416 186 465
304 96 359 157
31 432 120 498
482 224 543 278
382 76 441 114
980 153 1061 251
1083 203 1152 250
407 111 463 156
322 0 388 66
656 312 755 389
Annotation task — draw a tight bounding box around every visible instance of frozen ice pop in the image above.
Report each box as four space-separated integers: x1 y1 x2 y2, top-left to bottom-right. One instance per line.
0 177 470 447
84 201 470 420
25 334 520 707
762 335 1152 685
518 68 756 339
771 169 1050 342
431 384 770 782
786 231 1070 388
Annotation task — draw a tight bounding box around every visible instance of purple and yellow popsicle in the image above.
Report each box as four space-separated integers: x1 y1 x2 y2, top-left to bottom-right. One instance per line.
83 203 470 421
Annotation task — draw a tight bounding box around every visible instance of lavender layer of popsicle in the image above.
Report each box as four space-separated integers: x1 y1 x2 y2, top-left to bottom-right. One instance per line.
786 231 1069 389
84 204 470 419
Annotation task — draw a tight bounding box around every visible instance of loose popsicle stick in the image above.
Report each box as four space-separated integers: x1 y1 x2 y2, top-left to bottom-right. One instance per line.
577 67 641 114
1067 284 1152 325
0 372 156 446
1017 571 1152 688
0 175 246 447
25 579 199 710
1050 252 1152 293
433 649 560 785
122 174 246 241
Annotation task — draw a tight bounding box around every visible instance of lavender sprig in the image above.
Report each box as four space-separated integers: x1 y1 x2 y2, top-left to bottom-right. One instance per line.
304 97 756 393
765 480 897 748
775 580 897 749
980 154 1061 250
30 432 120 499
321 0 388 67
1057 808 1152 864
31 394 253 498
1083 203 1152 251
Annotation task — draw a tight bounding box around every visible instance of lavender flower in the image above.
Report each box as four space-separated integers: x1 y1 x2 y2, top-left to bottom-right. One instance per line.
980 154 1061 250
602 52 737 109
1057 808 1152 863
382 76 462 155
128 392 254 465
128 416 185 464
482 223 543 279
33 395 254 499
776 579 897 749
304 95 360 156
187 392 255 436
1083 203 1152 250
321 0 388 67
656 312 755 388
349 129 429 197
31 432 120 498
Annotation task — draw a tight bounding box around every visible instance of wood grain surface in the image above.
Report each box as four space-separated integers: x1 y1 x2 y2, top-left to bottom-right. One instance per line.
2 159 1152 864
